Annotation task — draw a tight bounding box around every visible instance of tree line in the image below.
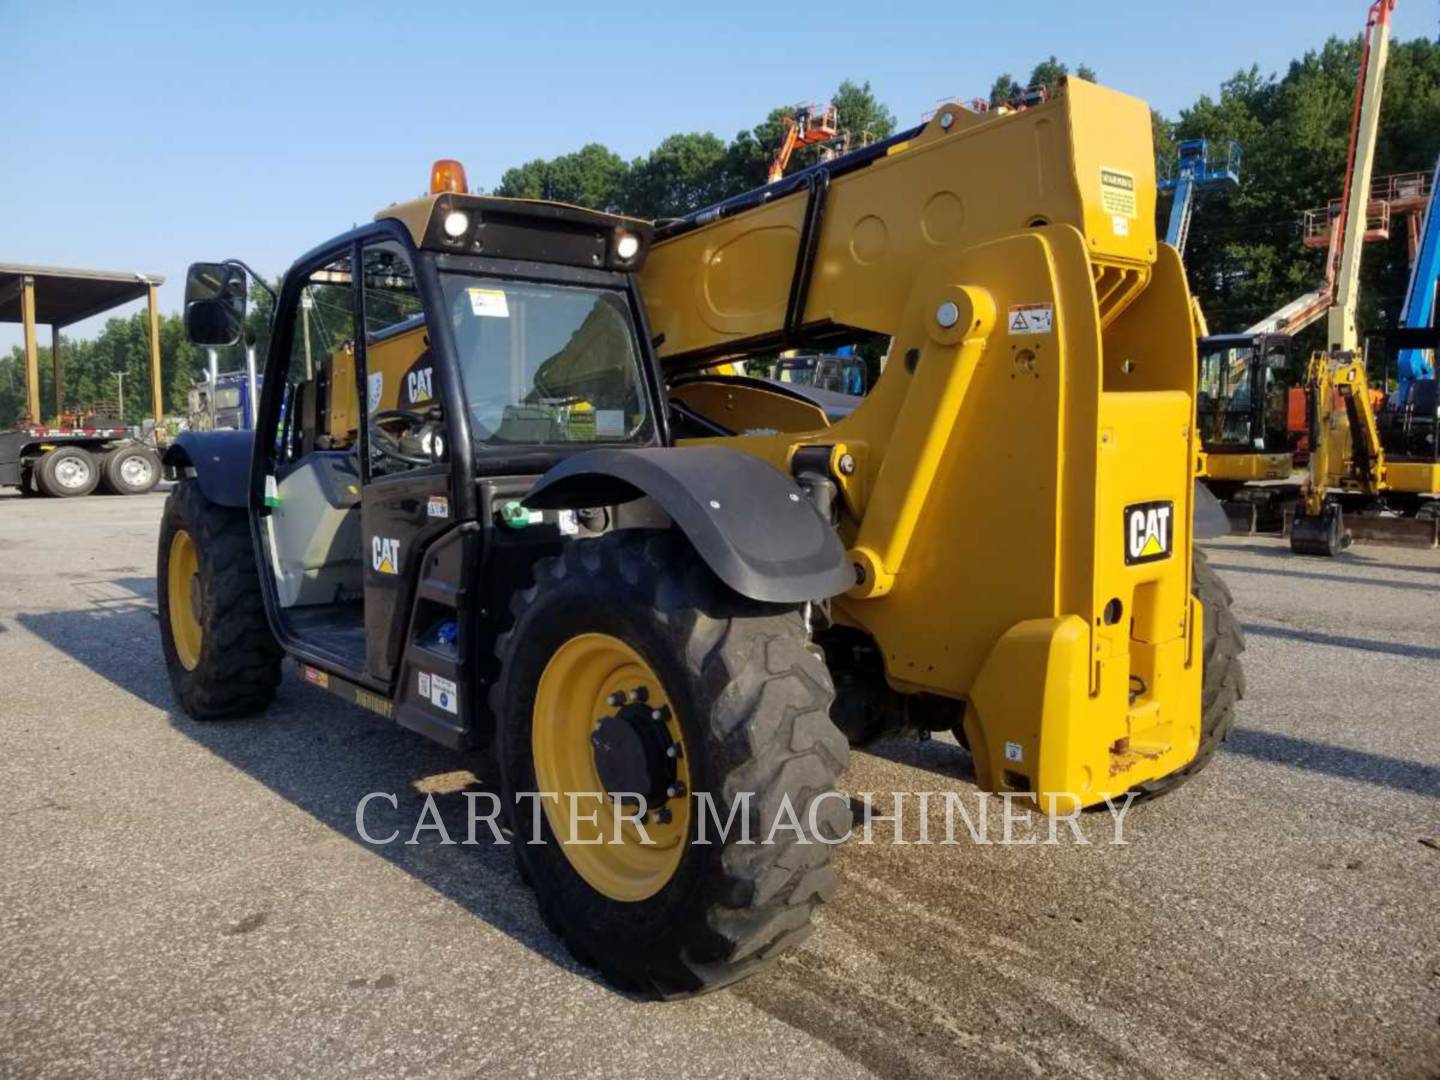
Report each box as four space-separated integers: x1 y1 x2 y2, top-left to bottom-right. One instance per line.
4 40 1438 427
493 79 898 218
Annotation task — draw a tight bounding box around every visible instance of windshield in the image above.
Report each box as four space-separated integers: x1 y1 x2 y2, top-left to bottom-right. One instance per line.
440 275 653 447
776 359 815 385
1197 341 1258 447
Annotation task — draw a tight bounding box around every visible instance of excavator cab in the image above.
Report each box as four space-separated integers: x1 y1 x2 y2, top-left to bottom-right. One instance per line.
1196 332 1295 489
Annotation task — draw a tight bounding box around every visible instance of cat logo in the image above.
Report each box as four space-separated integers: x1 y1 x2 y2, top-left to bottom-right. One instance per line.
372 536 401 575
406 366 434 404
1124 501 1173 565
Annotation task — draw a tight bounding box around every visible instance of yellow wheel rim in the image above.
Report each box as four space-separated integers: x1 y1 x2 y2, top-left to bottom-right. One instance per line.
532 632 691 902
167 529 203 671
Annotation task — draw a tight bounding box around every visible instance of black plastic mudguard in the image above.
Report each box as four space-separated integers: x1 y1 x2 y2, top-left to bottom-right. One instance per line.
522 446 854 604
162 430 255 508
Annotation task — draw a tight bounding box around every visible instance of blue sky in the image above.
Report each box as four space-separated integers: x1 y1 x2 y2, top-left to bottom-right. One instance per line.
2 0 1435 348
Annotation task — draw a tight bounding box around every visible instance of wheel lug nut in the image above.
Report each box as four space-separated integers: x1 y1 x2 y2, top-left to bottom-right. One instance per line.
665 745 678 759
633 686 649 703
606 691 625 707
665 783 686 800
651 807 672 825
651 708 664 721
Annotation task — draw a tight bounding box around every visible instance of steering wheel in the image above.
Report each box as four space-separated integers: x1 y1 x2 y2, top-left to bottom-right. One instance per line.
369 406 445 467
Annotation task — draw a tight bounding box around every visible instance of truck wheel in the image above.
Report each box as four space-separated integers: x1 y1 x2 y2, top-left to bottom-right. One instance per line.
157 479 282 719
35 446 99 497
1134 548 1245 798
101 444 161 495
492 530 849 998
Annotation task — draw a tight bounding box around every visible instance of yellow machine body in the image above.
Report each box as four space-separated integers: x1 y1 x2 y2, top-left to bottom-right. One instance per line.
1202 451 1292 483
320 323 429 445
640 80 1204 809
1305 355 1440 504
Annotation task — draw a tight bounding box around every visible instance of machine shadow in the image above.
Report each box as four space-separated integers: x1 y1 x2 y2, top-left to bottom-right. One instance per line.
857 732 977 785
14 575 622 997
1241 621 1440 662
1207 560 1440 593
1203 539 1434 572
1225 728 1440 799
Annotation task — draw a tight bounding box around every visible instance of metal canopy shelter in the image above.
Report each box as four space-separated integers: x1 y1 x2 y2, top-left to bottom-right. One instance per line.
0 263 166 426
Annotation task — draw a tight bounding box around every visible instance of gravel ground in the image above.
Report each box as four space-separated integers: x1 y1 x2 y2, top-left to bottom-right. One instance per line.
1 490 1436 1079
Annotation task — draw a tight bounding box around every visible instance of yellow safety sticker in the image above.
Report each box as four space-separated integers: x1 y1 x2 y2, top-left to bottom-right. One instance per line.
1008 303 1054 335
468 288 509 318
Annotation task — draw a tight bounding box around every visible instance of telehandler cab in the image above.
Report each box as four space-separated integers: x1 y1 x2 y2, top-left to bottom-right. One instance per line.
159 81 1243 997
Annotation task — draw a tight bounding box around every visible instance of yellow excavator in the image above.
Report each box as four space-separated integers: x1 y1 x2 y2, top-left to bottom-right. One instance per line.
1290 0 1440 553
1291 331 1440 554
160 77 1242 996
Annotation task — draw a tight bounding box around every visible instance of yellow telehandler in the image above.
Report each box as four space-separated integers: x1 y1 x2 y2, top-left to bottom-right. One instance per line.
158 80 1242 997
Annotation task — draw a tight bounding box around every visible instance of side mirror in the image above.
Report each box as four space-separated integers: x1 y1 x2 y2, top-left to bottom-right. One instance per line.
184 262 247 346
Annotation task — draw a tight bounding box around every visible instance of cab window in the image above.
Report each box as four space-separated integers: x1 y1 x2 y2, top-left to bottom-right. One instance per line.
439 275 652 447
276 254 356 464
361 244 445 477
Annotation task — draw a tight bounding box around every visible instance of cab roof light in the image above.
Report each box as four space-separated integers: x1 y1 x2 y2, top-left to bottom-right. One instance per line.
430 159 469 195
615 231 641 262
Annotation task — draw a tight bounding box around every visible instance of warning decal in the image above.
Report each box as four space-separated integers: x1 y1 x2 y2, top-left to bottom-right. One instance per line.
1100 167 1137 218
1008 303 1053 335
430 674 458 714
467 288 510 318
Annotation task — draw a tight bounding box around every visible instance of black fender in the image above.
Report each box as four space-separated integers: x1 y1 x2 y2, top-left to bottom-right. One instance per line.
523 446 854 604
1193 479 1231 540
162 430 255 508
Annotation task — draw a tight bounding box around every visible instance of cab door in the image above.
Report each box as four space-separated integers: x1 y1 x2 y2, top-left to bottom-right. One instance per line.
356 240 457 684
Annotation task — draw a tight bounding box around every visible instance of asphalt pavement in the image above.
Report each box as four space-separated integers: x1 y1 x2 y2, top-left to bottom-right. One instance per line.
1 490 1436 1078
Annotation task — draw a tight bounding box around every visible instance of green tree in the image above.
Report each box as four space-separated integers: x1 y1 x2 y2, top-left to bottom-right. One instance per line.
831 79 896 144
721 79 899 198
990 60 1096 106
494 143 628 211
0 309 205 428
989 73 1020 108
1162 33 1440 360
1027 56 1097 96
622 132 732 219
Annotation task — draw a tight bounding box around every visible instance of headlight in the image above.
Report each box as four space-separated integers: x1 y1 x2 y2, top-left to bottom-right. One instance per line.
615 232 640 261
443 211 470 239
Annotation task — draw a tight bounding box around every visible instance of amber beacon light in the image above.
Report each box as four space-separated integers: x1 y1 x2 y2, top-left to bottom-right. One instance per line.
430 159 469 195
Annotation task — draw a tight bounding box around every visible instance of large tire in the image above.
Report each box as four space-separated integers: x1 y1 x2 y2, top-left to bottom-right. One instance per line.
1134 547 1246 798
35 446 99 497
157 479 283 719
100 444 161 495
19 465 40 497
492 530 849 998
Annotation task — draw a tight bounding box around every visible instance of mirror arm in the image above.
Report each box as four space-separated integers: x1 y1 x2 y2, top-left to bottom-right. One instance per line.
222 259 277 304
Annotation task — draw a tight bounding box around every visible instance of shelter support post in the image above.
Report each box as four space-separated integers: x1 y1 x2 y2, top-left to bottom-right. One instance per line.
20 276 39 423
146 282 164 429
52 325 62 420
